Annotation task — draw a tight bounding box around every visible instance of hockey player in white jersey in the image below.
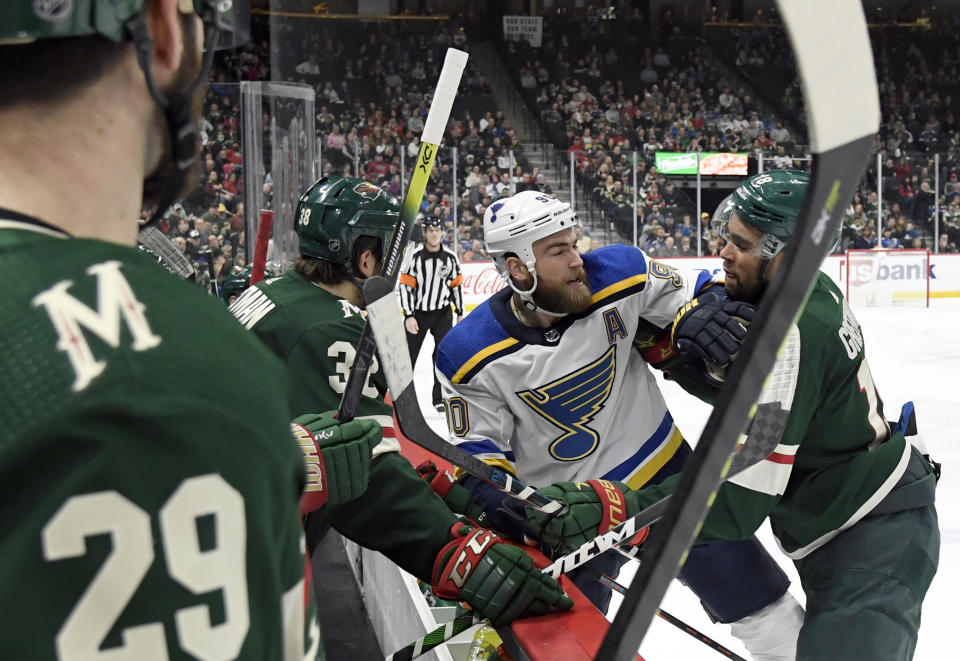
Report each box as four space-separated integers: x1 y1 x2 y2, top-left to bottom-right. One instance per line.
434 190 804 660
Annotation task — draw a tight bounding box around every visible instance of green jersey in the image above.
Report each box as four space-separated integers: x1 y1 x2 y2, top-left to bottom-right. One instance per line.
230 270 458 580
0 217 308 660
643 272 912 558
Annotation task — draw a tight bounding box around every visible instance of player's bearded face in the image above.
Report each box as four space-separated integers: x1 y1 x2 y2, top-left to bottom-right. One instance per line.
528 229 592 314
719 214 768 303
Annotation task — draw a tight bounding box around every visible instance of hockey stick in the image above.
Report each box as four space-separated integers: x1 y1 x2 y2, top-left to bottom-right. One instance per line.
596 2 880 659
336 48 468 424
374 273 794 661
137 226 195 280
385 611 484 661
585 568 747 661
250 209 273 286
363 274 565 515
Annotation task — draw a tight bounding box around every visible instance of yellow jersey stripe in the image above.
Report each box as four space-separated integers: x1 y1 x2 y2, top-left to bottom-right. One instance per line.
623 427 684 490
453 456 517 479
452 337 519 384
591 273 647 304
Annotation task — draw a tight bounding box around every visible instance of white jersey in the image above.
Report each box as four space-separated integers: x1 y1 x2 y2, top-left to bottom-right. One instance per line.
436 244 716 488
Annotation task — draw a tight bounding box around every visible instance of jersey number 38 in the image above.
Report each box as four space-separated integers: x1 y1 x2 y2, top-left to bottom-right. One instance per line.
42 474 251 661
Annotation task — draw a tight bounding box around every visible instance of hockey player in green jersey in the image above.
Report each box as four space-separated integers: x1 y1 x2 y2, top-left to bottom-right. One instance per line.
228 175 572 643
524 170 940 660
0 2 388 659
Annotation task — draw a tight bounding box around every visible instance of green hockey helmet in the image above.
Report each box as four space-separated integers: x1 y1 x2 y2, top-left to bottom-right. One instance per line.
295 175 399 266
0 1 248 48
221 265 252 303
713 168 841 261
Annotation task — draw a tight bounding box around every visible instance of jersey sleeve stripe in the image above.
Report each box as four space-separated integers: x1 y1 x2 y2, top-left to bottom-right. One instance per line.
449 274 463 288
399 273 417 288
454 439 517 463
452 337 520 384
590 273 647 305
600 412 683 488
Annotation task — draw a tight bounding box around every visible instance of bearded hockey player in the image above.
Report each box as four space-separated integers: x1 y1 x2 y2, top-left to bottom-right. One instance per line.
434 190 804 660
228 175 572 645
526 170 940 660
0 2 373 658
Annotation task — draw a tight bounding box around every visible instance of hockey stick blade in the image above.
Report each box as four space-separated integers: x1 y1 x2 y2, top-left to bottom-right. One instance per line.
596 3 881 659
363 275 564 515
137 226 195 280
337 48 468 423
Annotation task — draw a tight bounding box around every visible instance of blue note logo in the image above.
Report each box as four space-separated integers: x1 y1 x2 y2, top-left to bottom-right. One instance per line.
517 345 617 461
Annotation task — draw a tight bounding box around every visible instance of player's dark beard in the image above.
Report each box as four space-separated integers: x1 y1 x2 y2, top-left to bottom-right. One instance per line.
532 266 592 314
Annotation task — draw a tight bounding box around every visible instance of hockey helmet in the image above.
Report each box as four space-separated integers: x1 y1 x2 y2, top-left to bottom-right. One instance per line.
295 175 400 265
713 169 839 261
0 1 248 48
221 265 252 303
483 191 578 301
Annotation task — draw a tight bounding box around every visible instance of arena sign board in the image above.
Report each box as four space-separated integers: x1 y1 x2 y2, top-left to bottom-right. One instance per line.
655 151 749 176
502 15 543 47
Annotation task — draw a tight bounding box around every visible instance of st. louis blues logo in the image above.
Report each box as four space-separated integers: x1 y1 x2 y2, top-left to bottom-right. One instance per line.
517 345 617 461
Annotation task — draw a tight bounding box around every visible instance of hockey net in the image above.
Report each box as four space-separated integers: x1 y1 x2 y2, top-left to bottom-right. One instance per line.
845 249 930 307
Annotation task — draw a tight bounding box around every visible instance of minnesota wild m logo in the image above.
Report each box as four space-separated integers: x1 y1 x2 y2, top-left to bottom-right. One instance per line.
517 346 617 461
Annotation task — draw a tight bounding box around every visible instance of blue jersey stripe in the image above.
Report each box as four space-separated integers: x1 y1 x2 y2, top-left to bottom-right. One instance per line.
457 439 516 463
602 411 675 481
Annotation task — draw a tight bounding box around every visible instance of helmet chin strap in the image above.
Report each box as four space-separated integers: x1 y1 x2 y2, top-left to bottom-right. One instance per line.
126 15 219 229
508 268 567 319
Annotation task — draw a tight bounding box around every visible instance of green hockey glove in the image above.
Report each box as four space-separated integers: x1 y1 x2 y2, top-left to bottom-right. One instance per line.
524 480 649 557
432 523 573 627
291 412 382 513
416 460 490 526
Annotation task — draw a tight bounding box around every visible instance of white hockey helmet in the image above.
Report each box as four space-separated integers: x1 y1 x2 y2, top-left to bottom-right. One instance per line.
483 191 578 315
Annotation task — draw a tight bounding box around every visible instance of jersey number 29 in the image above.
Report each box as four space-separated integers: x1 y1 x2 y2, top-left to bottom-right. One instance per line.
42 475 250 661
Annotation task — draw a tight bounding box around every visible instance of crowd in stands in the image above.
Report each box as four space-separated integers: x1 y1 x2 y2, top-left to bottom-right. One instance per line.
147 7 960 301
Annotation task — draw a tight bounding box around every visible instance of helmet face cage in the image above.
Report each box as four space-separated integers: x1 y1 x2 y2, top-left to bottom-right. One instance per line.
713 190 791 261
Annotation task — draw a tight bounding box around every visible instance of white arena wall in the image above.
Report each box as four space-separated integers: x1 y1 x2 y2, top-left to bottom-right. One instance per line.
458 253 960 313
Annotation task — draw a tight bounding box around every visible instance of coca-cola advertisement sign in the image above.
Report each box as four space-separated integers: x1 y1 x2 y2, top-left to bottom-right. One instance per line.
461 261 507 314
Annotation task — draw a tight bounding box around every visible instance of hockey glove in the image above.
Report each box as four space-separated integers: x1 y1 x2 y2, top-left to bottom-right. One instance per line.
524 481 649 558
416 460 490 526
432 523 573 627
672 295 755 387
291 412 382 514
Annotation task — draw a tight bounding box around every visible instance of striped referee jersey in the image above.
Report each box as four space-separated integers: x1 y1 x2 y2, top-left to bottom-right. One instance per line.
399 245 464 315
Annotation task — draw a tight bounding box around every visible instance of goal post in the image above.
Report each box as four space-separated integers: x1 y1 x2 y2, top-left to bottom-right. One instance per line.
845 249 930 307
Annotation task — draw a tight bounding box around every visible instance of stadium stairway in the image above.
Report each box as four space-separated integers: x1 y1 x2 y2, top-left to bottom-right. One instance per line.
470 41 627 244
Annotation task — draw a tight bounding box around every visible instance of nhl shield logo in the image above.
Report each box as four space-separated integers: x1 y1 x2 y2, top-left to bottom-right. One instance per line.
328 239 341 252
353 182 382 201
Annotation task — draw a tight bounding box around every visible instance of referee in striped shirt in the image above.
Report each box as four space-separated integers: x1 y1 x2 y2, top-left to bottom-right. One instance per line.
400 216 464 411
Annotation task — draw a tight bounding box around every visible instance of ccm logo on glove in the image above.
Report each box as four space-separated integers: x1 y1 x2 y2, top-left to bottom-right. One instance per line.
290 422 333 505
449 528 495 588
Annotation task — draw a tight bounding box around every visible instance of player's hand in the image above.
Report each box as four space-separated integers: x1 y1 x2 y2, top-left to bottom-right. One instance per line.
291 412 382 514
524 481 649 558
404 316 420 334
671 294 754 387
432 523 573 627
416 461 490 527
